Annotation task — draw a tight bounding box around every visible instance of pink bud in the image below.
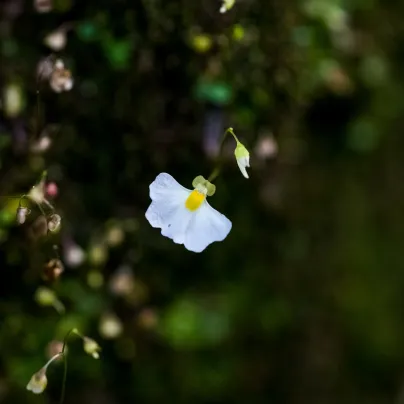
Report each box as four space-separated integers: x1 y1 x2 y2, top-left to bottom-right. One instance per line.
46 182 58 198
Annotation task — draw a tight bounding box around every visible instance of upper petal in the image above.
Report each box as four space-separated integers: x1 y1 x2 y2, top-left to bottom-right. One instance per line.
184 201 232 252
149 173 190 202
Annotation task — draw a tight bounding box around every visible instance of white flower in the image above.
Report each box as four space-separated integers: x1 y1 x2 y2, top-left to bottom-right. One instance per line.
145 173 232 252
26 368 47 394
234 142 250 179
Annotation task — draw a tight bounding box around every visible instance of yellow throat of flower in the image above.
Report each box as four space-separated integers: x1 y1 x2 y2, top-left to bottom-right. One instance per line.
185 190 205 211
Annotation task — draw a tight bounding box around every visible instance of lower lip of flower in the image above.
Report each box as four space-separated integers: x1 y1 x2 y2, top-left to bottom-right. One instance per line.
185 190 205 211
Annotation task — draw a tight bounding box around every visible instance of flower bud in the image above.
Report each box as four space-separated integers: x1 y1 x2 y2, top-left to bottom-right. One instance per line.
3 83 24 118
44 29 67 51
109 265 134 297
28 177 46 205
64 242 85 268
16 206 30 224
43 258 64 282
137 308 159 330
47 214 61 232
35 286 56 306
26 368 47 394
26 352 62 395
46 182 58 197
83 337 101 359
34 0 52 13
99 312 123 339
31 135 52 153
50 60 73 93
220 0 235 13
34 286 65 313
234 142 250 179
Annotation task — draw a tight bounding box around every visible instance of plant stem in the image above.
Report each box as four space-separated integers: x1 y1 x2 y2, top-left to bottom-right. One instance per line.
207 127 240 183
59 328 76 404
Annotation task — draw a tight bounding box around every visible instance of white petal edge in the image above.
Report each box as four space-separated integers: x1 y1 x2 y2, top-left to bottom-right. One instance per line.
184 201 232 253
146 173 193 243
149 173 190 202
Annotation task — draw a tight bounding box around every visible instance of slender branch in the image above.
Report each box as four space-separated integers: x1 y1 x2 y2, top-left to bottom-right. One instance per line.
43 353 63 371
207 127 240 183
36 202 47 217
59 328 76 404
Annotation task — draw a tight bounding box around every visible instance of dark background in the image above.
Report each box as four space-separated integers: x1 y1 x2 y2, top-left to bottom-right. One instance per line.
1 0 404 403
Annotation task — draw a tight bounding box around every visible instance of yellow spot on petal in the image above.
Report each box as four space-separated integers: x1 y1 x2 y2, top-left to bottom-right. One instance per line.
185 190 205 211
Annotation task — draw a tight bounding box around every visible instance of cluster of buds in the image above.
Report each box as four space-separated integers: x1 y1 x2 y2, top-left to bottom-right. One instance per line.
50 60 73 93
17 172 62 236
37 58 73 93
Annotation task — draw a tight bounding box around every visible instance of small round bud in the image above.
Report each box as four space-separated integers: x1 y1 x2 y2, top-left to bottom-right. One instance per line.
44 30 67 51
83 337 101 359
64 243 85 267
109 266 135 297
16 206 30 224
46 182 58 198
99 312 123 339
43 258 64 282
137 308 159 330
47 214 61 232
37 57 55 81
26 368 47 394
35 286 56 306
50 61 74 93
31 135 52 153
106 226 124 247
34 0 52 13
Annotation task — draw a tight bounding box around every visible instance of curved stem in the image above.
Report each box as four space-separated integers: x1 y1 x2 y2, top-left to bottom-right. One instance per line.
59 328 76 404
36 89 40 138
59 354 67 404
207 127 240 183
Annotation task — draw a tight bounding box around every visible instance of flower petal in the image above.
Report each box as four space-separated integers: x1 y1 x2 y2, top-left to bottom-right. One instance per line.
149 173 190 202
184 201 232 252
236 157 249 179
161 206 193 244
146 173 193 244
146 173 191 229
